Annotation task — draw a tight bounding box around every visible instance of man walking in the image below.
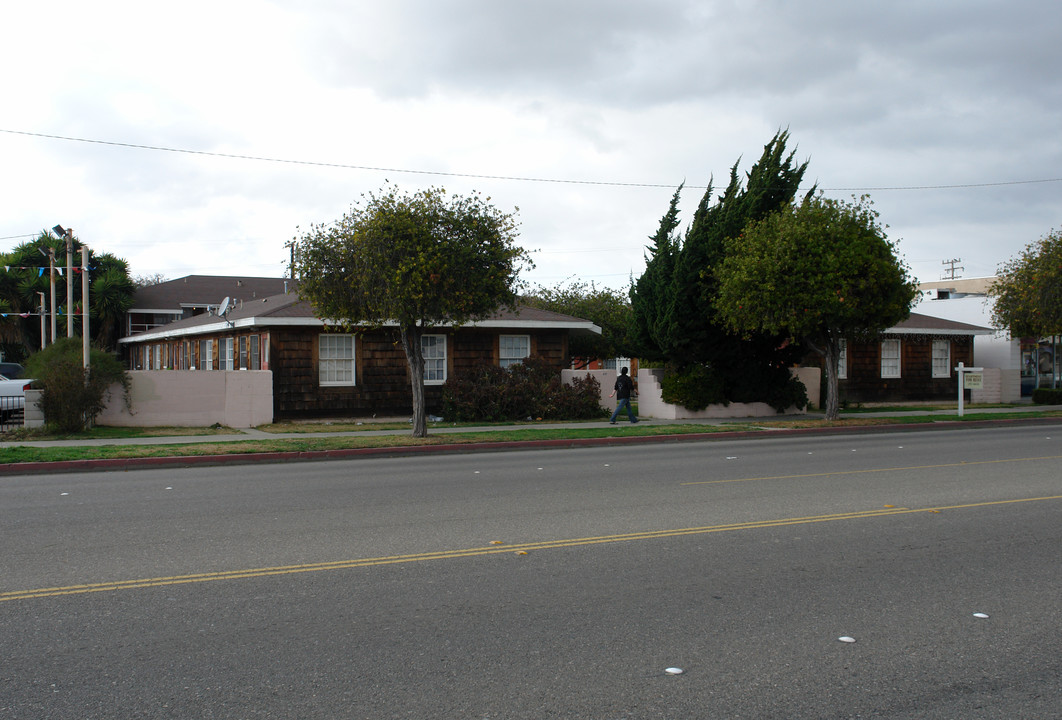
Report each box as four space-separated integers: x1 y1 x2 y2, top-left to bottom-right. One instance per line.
608 366 639 424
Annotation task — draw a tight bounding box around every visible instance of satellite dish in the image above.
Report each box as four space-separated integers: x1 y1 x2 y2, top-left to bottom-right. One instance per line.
218 297 231 316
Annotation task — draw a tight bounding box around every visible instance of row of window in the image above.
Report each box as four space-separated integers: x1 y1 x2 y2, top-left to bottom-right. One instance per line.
135 336 264 371
836 339 952 379
319 333 531 387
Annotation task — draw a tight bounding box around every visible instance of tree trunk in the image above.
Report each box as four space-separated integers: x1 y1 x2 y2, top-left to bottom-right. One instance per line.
400 325 427 438
807 335 840 421
821 340 840 421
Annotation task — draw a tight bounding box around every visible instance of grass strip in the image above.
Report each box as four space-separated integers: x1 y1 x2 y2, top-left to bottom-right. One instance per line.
1 412 1058 466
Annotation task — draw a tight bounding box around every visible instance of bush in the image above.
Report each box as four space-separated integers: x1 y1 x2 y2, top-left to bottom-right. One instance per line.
660 364 727 411
661 362 807 413
442 356 606 422
23 337 130 432
1031 387 1062 405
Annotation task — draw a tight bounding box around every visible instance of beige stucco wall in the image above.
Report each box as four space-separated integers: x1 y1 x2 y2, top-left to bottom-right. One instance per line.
636 367 812 419
561 368 617 411
563 367 817 418
970 368 1021 404
93 370 273 428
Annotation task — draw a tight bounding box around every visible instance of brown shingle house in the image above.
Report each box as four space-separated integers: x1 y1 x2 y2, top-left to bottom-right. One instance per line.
118 291 601 419
804 312 994 404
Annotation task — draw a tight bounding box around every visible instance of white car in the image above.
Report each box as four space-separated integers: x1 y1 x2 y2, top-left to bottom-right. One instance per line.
0 373 35 422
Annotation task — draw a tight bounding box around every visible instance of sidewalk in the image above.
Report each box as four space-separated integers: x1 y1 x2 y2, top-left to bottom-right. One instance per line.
2 404 1055 450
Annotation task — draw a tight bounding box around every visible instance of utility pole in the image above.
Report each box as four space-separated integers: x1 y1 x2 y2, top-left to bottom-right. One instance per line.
82 246 90 369
941 258 964 281
66 230 74 338
38 292 46 350
49 248 57 343
52 225 74 338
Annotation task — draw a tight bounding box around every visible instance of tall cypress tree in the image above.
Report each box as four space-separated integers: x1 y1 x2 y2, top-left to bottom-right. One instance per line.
629 184 683 360
631 130 813 407
665 130 810 367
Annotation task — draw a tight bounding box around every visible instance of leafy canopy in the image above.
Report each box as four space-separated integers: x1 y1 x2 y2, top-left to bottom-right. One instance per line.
714 194 917 419
991 228 1062 339
0 231 135 356
628 130 812 411
293 185 531 437
294 185 530 329
523 279 632 365
24 337 131 433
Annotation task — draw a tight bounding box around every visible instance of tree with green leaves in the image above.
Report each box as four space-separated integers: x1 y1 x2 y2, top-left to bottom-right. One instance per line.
0 231 136 357
523 279 632 367
991 229 1062 338
714 194 918 420
23 336 131 432
629 185 682 360
992 229 1062 389
293 185 532 437
629 130 813 409
663 130 811 370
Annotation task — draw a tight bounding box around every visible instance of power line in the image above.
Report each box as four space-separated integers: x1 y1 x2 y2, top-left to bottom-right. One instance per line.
5 128 1062 193
1 129 674 189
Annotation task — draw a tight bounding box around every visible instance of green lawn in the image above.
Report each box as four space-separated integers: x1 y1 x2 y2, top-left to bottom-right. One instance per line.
0 409 1059 466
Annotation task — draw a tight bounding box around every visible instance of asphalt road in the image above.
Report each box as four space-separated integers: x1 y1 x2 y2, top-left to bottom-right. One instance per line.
2 424 1060 718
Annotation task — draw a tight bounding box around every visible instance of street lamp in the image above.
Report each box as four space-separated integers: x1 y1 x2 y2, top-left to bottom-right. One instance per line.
51 225 88 369
52 225 74 338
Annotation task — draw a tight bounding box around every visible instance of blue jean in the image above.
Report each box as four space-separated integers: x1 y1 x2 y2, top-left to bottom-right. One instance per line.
610 398 637 423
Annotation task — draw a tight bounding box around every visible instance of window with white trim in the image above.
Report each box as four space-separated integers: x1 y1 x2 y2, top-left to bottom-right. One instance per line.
219 338 234 371
250 335 261 370
837 339 847 380
932 339 951 378
422 334 447 384
320 334 355 386
198 339 213 370
499 334 530 369
880 339 901 378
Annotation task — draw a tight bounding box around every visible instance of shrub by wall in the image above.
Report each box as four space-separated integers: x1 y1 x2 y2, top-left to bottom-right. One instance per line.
1031 387 1062 405
24 337 130 432
442 356 606 422
660 362 807 413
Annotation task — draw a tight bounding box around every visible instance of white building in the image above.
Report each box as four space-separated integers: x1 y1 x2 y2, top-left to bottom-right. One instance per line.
916 277 1057 400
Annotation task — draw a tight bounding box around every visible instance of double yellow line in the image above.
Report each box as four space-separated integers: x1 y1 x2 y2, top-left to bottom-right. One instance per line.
3 495 1060 603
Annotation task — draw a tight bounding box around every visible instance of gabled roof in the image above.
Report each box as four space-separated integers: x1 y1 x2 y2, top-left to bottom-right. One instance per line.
119 292 602 343
130 275 291 312
887 312 994 336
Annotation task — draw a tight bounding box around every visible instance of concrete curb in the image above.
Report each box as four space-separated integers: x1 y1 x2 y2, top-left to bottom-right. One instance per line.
2 416 1059 476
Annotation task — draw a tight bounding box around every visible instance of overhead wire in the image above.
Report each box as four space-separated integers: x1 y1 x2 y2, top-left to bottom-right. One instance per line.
4 128 1062 193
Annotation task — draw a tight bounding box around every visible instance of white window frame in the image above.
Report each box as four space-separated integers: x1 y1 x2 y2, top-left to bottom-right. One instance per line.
250 335 261 370
219 337 234 371
422 334 447 384
320 334 356 386
880 339 901 378
932 339 951 378
836 339 847 380
499 334 530 369
198 339 213 371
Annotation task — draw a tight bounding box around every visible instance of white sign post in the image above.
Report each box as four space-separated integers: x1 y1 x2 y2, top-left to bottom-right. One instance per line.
955 362 984 417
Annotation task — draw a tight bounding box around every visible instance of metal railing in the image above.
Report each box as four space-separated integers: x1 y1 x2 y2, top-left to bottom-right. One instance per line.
0 395 25 432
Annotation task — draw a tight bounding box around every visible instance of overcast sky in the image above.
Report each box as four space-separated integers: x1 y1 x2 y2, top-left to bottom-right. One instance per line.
3 1 1060 294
